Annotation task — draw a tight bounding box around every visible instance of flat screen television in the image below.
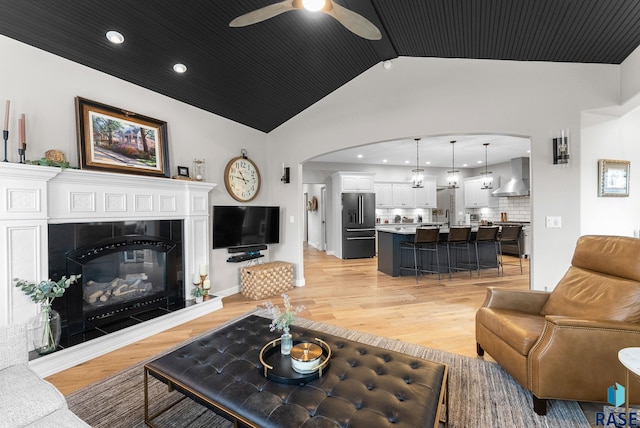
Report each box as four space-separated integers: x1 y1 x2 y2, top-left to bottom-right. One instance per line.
212 205 280 249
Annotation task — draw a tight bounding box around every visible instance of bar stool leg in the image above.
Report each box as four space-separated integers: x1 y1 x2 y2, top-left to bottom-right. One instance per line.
475 242 481 278
517 241 523 274
413 246 419 283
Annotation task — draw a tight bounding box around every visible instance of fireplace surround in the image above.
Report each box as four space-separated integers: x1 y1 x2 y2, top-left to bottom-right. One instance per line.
49 220 185 347
0 163 219 376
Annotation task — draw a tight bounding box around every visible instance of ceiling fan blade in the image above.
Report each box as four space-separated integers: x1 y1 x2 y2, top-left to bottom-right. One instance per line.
229 1 296 27
325 1 382 40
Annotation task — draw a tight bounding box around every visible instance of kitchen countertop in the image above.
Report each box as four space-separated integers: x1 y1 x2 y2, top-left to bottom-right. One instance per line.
377 225 480 235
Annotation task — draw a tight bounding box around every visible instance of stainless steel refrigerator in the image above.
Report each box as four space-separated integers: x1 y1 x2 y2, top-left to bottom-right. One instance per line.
342 193 376 259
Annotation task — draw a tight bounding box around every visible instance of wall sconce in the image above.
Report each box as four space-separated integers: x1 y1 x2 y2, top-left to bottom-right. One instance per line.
553 129 570 165
281 164 290 183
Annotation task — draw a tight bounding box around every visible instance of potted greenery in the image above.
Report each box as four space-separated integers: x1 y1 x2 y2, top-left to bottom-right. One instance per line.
263 294 305 355
191 286 207 303
14 275 81 354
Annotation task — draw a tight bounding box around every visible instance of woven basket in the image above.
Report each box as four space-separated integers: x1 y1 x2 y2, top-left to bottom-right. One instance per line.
241 261 293 300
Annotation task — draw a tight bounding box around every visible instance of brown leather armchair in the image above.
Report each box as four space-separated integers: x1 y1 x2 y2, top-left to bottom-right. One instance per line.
476 235 640 415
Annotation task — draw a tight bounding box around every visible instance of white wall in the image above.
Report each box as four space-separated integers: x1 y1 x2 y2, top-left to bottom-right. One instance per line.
270 56 620 290
0 35 272 296
580 108 640 236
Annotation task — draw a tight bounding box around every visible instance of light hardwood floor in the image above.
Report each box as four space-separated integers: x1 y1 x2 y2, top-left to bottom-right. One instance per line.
47 245 529 396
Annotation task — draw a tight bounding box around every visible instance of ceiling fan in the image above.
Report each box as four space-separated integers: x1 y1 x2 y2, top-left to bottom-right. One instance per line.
229 0 382 40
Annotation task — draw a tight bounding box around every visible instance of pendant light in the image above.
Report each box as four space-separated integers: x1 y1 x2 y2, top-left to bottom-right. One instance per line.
447 140 459 188
411 138 424 188
480 143 493 189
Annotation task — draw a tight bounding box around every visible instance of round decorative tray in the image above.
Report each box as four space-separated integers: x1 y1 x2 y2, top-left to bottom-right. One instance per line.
259 337 331 385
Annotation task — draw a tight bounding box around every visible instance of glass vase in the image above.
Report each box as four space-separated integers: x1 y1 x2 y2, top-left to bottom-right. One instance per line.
280 326 292 355
31 303 61 355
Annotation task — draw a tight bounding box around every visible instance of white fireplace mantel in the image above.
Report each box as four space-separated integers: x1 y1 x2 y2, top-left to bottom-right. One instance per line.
0 163 220 376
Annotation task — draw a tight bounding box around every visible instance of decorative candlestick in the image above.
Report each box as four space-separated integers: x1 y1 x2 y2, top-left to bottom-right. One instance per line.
18 143 26 164
2 130 7 162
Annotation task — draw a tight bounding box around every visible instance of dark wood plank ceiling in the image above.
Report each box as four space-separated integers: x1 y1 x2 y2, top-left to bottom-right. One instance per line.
1 0 639 132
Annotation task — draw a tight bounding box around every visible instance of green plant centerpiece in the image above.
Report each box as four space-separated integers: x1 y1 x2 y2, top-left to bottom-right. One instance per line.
264 294 305 355
14 275 81 354
191 285 208 302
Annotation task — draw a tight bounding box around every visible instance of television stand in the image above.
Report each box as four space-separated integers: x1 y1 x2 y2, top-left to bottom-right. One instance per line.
227 252 264 263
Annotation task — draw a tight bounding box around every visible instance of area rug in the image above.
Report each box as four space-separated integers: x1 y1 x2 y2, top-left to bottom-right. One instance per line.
66 309 589 427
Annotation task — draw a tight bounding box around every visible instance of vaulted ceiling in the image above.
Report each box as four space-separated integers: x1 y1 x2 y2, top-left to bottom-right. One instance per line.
1 0 640 133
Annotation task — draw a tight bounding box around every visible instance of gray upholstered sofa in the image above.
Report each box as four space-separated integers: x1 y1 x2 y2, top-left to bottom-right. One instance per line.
0 323 90 427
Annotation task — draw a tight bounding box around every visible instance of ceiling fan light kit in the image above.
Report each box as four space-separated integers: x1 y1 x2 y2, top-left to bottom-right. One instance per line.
229 0 382 41
302 0 326 12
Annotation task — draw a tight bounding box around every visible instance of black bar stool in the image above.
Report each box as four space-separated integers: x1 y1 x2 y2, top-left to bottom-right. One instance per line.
399 227 441 282
498 225 523 275
446 226 472 279
474 226 499 277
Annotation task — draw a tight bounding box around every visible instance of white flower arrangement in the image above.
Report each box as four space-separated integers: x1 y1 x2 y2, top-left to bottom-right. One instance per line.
263 293 305 332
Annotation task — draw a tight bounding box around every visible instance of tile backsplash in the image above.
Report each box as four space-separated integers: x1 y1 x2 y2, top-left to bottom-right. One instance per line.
469 196 531 223
375 196 531 224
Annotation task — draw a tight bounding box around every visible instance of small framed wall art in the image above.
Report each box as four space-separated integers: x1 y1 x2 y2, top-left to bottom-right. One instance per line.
177 166 190 178
598 159 630 197
76 97 170 177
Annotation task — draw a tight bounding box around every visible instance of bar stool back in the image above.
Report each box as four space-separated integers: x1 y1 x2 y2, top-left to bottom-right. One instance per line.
498 225 523 275
446 226 472 279
399 227 441 282
474 226 499 277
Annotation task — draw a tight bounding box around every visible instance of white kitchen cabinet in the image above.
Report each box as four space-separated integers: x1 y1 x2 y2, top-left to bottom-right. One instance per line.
392 183 414 207
338 173 374 192
413 179 437 208
464 176 500 208
332 172 375 193
374 183 393 208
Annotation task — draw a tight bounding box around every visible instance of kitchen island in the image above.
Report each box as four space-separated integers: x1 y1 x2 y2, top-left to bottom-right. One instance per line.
377 226 499 277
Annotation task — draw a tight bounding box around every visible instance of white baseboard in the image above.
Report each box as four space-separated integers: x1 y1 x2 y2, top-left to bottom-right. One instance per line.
30 296 223 378
216 284 241 297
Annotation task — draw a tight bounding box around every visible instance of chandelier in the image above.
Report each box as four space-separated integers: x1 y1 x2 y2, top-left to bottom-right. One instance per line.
447 140 459 188
480 143 493 189
411 138 424 188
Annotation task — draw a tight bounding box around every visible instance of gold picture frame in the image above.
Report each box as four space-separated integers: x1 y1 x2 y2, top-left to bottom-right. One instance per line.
598 159 630 197
75 97 170 177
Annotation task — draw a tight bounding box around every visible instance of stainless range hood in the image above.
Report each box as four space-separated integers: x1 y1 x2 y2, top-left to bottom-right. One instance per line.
492 157 530 197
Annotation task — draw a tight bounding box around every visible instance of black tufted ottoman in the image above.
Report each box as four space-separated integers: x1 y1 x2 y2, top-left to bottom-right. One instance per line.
144 315 448 427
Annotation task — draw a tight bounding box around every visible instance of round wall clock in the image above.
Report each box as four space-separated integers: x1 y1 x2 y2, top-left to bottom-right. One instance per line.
224 149 261 202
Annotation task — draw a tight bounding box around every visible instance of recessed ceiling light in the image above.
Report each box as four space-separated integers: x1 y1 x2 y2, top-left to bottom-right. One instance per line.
106 30 125 44
404 160 410 164
382 159 388 163
477 160 483 164
425 161 431 165
173 63 187 73
357 154 363 159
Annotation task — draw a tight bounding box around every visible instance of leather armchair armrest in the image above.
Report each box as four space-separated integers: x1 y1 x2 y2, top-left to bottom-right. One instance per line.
544 316 640 332
481 287 551 314
528 316 640 401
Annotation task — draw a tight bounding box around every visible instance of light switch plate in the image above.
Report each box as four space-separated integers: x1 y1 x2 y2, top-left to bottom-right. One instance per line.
545 216 561 228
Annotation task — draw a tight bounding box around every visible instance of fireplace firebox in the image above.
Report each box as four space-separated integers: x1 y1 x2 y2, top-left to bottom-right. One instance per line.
48 220 185 348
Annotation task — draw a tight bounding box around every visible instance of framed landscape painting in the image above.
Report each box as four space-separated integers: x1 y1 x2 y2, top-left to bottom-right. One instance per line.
75 97 170 177
598 159 630 197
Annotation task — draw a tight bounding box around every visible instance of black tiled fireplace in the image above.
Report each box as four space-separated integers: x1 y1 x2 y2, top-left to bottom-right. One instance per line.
48 220 185 348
